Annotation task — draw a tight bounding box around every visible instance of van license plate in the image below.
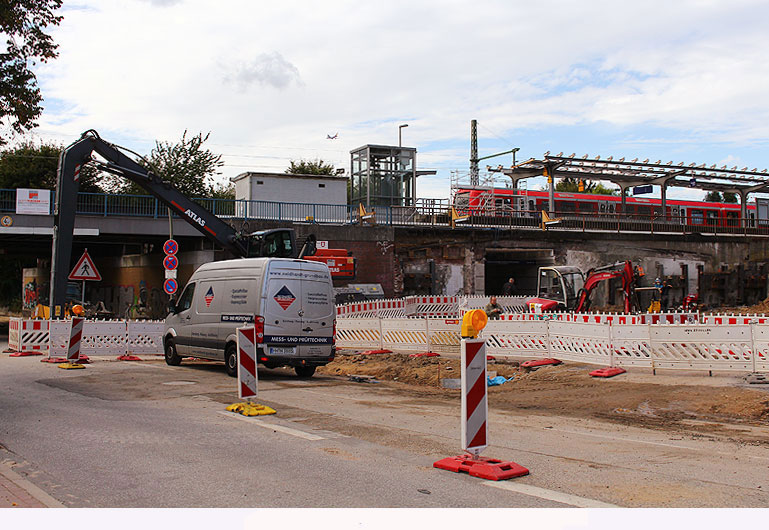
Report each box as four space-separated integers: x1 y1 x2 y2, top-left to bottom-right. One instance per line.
269 346 296 356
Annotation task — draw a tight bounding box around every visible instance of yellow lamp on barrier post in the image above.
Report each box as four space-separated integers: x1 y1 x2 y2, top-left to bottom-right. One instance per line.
461 309 488 339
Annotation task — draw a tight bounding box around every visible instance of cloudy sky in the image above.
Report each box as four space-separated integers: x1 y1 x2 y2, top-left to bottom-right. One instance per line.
23 0 769 200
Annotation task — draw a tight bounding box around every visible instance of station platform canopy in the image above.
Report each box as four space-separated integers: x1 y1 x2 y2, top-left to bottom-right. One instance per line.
490 152 769 221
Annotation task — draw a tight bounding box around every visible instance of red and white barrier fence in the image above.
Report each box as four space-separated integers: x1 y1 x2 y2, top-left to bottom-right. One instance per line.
6 318 165 357
336 314 769 374
7 319 50 354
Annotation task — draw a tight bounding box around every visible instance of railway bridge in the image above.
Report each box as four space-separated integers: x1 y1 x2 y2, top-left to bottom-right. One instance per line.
2 188 768 318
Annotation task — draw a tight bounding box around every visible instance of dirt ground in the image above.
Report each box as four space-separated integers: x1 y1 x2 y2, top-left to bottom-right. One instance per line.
318 352 769 444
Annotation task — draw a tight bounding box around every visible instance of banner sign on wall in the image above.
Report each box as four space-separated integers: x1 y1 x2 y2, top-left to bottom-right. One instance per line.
16 189 51 215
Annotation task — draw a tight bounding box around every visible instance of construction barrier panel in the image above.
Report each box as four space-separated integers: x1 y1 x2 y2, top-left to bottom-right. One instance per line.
548 320 614 367
648 323 754 372
381 318 429 354
7 318 50 354
127 320 166 355
7 318 21 351
334 318 382 350
427 318 462 354
484 319 549 358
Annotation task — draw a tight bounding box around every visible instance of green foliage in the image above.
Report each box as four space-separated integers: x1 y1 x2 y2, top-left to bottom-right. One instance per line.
0 0 63 145
704 191 739 203
555 177 617 195
119 130 224 197
286 158 335 175
0 141 102 191
210 181 235 199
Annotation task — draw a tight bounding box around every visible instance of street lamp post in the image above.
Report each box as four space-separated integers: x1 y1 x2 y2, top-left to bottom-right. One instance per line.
399 124 408 147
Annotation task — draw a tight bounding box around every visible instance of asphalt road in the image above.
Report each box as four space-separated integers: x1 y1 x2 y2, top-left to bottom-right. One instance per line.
1 342 769 509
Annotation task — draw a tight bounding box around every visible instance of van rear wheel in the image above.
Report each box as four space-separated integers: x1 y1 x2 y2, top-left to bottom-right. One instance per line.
295 366 316 378
164 338 182 366
225 343 238 377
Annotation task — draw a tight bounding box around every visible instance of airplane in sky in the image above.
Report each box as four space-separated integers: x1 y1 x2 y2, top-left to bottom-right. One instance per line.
326 133 338 139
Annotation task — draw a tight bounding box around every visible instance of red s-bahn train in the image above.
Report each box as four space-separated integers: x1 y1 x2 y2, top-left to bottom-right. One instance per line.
454 188 756 227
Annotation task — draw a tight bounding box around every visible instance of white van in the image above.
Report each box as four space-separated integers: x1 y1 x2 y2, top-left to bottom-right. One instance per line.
164 257 335 378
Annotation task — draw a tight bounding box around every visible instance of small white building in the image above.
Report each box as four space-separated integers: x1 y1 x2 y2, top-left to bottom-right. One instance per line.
231 171 348 205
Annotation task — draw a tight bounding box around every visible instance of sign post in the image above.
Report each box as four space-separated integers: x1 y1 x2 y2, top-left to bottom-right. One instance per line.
163 239 179 296
433 310 529 481
67 249 102 310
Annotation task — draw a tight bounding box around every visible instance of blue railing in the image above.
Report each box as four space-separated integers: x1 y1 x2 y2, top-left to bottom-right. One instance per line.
0 188 361 223
3 188 768 237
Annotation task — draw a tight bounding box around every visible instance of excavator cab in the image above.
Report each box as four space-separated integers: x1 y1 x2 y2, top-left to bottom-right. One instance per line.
531 266 585 312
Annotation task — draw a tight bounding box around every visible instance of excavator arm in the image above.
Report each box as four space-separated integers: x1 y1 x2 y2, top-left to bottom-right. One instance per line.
574 261 635 313
50 130 308 311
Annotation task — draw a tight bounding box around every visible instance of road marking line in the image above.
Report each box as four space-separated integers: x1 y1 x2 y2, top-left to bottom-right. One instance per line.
483 481 618 508
217 411 325 440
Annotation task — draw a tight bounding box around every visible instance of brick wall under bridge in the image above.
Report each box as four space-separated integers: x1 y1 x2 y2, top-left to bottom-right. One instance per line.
5 215 769 313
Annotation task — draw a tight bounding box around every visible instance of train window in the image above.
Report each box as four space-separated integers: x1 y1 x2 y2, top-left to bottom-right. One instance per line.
726 211 739 227
705 210 719 225
599 203 606 213
691 209 704 224
556 200 576 213
637 206 652 217
608 204 615 213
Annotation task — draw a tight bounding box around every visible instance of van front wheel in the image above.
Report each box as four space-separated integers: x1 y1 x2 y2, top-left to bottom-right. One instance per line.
164 338 182 366
295 366 316 378
225 343 238 377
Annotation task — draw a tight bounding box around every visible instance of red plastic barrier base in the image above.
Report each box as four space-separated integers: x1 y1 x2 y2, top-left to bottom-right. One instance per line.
521 358 561 368
409 352 440 357
8 351 44 357
358 349 392 355
433 454 529 481
117 355 142 361
590 367 626 378
41 357 68 363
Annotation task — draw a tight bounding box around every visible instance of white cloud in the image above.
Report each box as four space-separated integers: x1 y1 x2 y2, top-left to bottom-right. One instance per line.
24 0 769 200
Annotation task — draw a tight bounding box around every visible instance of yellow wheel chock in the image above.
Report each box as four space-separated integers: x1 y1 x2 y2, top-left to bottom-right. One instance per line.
226 402 276 416
58 362 86 370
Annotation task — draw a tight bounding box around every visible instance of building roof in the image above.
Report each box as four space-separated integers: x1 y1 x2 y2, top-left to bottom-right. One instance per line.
230 171 348 183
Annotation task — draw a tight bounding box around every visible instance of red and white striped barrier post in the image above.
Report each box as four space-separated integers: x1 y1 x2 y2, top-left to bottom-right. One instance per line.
59 317 86 370
434 310 529 481
226 325 275 416
237 327 258 400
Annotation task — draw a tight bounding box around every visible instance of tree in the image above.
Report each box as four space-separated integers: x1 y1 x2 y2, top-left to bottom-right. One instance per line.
0 1 63 146
704 191 739 203
0 141 103 191
555 177 616 195
118 130 224 197
286 158 335 175
210 180 235 199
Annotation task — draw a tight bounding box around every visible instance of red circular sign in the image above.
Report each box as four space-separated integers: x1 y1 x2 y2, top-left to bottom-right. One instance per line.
163 278 178 295
163 239 178 255
163 255 178 270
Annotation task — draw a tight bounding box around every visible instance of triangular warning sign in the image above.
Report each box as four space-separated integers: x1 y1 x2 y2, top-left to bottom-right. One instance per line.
68 250 102 281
